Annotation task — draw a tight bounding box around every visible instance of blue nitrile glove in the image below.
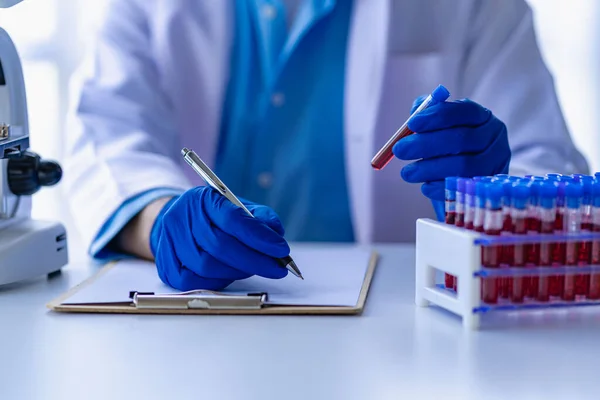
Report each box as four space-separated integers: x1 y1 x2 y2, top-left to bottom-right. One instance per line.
150 186 290 291
392 96 511 220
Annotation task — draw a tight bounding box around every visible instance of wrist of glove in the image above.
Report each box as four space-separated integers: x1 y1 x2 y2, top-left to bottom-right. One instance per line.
150 186 289 291
392 96 511 220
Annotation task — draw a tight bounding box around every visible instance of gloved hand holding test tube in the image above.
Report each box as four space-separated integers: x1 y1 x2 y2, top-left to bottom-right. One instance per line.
373 84 511 222
371 84 451 170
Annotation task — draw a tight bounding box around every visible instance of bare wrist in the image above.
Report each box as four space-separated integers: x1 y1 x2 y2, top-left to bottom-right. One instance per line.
116 196 174 260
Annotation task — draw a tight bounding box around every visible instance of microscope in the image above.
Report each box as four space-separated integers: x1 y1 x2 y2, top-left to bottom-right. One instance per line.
0 0 68 285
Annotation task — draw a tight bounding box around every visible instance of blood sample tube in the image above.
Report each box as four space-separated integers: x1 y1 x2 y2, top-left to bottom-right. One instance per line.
481 182 503 304
589 180 600 299
499 179 513 298
371 85 451 170
509 182 530 303
563 181 583 301
444 177 457 289
549 179 566 297
455 178 468 228
536 181 558 302
576 177 593 296
464 179 476 230
524 180 542 297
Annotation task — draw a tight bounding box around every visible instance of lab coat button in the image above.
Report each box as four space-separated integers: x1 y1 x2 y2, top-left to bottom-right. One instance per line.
257 172 273 188
271 92 285 107
262 4 277 19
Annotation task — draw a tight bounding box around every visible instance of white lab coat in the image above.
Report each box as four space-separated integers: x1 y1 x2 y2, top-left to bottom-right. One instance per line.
64 0 588 250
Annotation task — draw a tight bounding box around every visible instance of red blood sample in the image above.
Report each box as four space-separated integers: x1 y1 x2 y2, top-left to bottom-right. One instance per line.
482 228 501 303
576 228 592 296
455 213 464 228
549 209 565 297
524 216 541 298
445 212 456 225
564 239 578 301
525 216 541 266
589 223 600 299
498 210 513 299
536 219 555 302
371 127 414 170
510 214 527 303
562 185 583 302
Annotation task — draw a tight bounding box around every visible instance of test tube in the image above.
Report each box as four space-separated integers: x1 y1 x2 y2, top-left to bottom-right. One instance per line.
524 180 542 297
536 181 558 302
455 178 468 228
588 180 600 299
549 179 566 297
371 85 451 170
481 182 503 304
444 177 457 290
509 182 530 303
563 181 583 301
464 179 476 230
499 179 513 298
576 176 594 295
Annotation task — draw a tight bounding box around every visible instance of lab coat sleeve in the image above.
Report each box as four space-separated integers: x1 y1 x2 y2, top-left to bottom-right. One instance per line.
458 0 589 176
63 0 192 254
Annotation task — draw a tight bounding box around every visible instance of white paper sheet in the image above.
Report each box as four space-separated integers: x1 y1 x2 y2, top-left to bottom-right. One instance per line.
64 245 373 307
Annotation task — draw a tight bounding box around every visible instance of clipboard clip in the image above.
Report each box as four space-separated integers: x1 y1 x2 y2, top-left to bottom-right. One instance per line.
129 290 268 310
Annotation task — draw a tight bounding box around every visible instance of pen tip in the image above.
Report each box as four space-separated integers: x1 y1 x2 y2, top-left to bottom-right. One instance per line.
181 147 190 156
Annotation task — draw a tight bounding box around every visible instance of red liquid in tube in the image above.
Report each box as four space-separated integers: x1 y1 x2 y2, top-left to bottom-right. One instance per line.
536 210 556 302
370 127 414 170
589 222 600 299
510 211 527 303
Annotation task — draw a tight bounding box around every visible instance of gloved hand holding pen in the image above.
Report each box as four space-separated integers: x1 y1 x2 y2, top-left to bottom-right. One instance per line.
149 186 290 291
392 95 511 220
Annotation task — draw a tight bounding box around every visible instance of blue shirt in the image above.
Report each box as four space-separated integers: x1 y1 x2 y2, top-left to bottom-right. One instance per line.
90 0 354 258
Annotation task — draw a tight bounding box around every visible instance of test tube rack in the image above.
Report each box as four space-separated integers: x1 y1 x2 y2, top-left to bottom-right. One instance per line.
415 218 600 330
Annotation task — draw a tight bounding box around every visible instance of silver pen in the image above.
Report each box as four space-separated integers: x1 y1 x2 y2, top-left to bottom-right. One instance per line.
181 147 304 280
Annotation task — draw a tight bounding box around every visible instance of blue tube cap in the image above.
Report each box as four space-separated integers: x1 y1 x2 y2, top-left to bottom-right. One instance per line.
546 173 562 180
475 180 487 199
501 179 512 197
456 177 468 193
511 182 530 210
539 181 558 209
431 85 450 104
593 181 600 207
485 182 503 209
466 179 476 196
565 181 583 209
445 176 458 191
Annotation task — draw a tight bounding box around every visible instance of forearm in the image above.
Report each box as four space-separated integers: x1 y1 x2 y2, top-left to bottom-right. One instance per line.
116 196 174 260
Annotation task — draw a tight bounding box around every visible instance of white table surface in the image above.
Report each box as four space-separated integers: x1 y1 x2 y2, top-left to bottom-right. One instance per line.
1 243 600 400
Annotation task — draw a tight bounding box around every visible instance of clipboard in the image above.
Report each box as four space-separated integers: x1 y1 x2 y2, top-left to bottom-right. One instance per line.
47 249 378 315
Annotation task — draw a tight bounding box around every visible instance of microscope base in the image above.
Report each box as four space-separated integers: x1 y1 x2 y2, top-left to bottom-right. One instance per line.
0 219 68 286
